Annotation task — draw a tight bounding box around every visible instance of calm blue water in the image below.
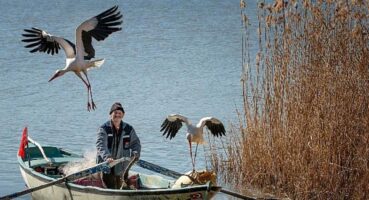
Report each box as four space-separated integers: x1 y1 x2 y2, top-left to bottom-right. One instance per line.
0 0 258 199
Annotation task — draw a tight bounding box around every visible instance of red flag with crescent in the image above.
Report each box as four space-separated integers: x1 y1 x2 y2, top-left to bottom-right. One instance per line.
18 127 28 159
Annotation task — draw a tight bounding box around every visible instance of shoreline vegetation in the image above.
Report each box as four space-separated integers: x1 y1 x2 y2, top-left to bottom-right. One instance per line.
207 0 369 199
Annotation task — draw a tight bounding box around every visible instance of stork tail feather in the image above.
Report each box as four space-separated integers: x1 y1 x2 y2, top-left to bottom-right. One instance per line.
89 59 105 69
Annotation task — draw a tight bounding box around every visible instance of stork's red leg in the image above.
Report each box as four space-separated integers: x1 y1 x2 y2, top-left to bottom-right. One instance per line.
193 143 199 171
75 72 92 111
83 71 96 110
188 139 195 172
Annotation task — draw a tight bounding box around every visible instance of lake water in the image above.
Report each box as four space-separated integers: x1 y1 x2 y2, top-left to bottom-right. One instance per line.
0 0 258 199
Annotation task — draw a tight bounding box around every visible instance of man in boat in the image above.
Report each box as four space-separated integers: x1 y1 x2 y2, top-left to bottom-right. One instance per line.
96 102 141 189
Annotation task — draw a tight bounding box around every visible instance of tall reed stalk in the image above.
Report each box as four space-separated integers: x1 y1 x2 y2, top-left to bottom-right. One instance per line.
208 1 369 199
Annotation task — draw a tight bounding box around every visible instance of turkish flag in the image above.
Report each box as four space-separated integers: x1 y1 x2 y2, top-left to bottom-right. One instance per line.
18 127 28 159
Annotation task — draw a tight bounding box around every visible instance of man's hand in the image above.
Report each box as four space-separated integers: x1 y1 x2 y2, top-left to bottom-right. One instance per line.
106 157 114 163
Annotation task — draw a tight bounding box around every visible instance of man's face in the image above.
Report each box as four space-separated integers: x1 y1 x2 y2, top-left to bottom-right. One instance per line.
111 110 124 124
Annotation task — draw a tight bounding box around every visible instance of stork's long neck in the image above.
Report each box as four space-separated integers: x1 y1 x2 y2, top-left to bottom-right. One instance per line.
187 125 204 144
60 68 69 74
187 124 196 133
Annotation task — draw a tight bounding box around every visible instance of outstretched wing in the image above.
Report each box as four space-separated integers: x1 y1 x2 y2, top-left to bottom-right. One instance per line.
76 5 123 60
160 114 189 140
22 27 76 58
198 117 226 137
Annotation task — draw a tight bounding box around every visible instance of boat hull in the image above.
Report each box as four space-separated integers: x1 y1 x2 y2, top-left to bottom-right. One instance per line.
19 157 216 200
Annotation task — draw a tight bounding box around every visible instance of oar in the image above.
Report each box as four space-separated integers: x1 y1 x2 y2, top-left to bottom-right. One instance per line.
136 159 182 178
0 157 131 200
136 159 259 200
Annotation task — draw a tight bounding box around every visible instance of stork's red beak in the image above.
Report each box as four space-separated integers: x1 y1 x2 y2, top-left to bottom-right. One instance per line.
48 73 58 82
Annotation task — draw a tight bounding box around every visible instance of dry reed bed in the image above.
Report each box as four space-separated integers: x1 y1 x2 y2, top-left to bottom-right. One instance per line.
207 1 369 199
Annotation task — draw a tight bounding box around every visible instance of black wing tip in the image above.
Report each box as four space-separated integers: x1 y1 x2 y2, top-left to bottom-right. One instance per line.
160 118 180 140
23 29 39 35
113 27 122 32
109 5 119 10
96 5 120 19
160 118 168 133
29 49 39 53
21 27 61 55
160 118 168 126
22 34 36 38
112 5 119 12
21 38 38 43
207 123 226 138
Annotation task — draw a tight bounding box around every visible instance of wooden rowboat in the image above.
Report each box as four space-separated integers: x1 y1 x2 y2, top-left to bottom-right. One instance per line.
17 138 221 200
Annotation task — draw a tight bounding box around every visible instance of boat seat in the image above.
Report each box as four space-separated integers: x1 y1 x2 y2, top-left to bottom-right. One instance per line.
27 157 82 167
24 146 82 167
25 146 63 158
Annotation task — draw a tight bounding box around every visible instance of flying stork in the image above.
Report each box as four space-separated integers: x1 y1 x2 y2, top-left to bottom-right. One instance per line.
21 6 123 111
160 114 226 171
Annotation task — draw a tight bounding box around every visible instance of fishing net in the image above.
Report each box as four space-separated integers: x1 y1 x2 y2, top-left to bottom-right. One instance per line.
172 170 217 188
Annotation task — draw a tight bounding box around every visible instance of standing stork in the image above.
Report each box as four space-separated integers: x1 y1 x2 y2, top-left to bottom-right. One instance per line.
160 114 226 171
21 6 123 111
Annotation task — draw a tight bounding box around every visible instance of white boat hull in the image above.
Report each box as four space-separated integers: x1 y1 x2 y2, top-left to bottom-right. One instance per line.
20 165 214 200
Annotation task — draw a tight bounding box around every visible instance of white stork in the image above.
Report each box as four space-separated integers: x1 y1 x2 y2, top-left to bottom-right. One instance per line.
21 6 123 111
160 114 226 171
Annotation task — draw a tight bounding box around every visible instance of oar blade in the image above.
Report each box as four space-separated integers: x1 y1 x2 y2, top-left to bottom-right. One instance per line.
136 159 182 179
